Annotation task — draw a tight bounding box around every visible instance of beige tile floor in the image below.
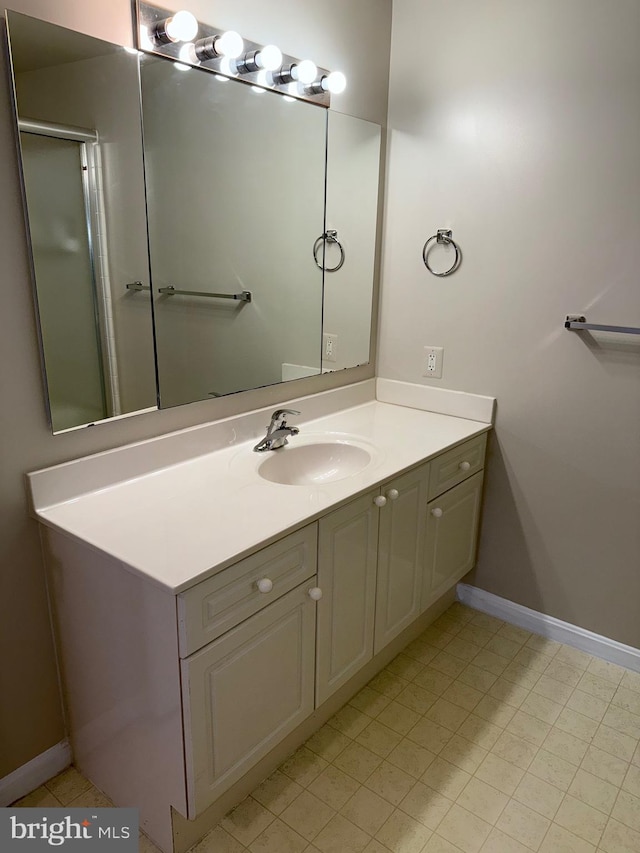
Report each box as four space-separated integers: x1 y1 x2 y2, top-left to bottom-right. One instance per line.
14 602 640 853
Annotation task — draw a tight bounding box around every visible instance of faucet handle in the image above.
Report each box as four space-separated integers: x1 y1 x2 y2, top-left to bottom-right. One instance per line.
272 408 300 421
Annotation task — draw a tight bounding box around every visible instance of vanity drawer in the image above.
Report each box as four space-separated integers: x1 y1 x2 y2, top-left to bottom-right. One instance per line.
178 525 317 657
428 433 487 500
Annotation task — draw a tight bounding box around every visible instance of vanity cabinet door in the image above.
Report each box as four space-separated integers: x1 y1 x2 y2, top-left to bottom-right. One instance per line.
374 463 430 654
424 471 484 605
316 491 379 705
181 583 316 817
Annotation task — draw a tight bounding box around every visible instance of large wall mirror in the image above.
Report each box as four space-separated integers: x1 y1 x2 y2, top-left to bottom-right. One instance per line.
6 12 156 432
141 54 326 406
6 10 382 432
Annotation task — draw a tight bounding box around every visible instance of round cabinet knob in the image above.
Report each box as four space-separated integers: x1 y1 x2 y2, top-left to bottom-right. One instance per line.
374 495 387 508
459 461 471 472
431 507 443 518
256 578 273 594
386 488 400 501
308 587 323 601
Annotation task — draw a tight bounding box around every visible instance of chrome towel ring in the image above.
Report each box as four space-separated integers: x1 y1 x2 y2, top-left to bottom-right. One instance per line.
422 229 462 277
313 229 346 272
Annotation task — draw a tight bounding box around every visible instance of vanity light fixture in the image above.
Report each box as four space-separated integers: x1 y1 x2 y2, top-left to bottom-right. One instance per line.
234 44 283 75
175 50 192 70
255 70 271 89
150 10 198 45
178 43 196 64
271 59 318 86
252 70 270 93
137 2 345 106
193 30 244 62
306 70 347 95
218 56 236 77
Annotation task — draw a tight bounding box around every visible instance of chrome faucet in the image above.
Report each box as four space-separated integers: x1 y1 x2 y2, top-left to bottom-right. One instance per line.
253 409 300 452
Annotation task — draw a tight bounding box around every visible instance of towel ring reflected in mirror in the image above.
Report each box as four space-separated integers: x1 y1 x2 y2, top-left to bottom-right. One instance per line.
422 228 462 277
313 229 346 272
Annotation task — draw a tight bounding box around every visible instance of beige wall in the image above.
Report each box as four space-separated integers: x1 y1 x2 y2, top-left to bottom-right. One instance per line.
379 0 640 645
0 0 391 779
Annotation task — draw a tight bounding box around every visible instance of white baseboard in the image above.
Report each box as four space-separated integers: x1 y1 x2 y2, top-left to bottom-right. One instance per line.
0 740 71 807
457 584 640 674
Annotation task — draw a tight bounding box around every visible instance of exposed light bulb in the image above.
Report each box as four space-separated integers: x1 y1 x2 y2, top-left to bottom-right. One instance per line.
257 44 283 71
139 25 153 51
322 71 347 94
219 56 236 77
195 32 245 64
216 30 244 58
178 43 197 64
256 69 271 88
293 59 317 85
165 10 199 43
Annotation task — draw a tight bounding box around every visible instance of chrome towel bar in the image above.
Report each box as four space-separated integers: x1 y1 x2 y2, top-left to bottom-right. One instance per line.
159 286 252 302
565 315 640 335
126 282 251 302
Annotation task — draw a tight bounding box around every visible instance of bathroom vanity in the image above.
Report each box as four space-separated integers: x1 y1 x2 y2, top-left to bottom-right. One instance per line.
27 381 494 853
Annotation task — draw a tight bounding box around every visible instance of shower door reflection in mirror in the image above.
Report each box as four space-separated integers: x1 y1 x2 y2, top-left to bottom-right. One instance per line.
20 131 107 429
7 11 157 432
140 56 327 407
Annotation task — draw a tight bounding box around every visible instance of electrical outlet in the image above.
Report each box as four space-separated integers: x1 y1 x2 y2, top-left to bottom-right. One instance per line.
323 333 337 363
423 346 443 379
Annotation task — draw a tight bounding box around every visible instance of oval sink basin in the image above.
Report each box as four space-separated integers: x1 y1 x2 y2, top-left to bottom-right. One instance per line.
258 441 372 486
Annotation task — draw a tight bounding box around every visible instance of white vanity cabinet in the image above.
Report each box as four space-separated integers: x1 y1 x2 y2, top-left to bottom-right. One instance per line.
315 463 428 705
316 435 487 705
424 435 487 603
374 463 430 653
30 395 493 853
315 491 379 705
177 527 318 816
180 435 487 812
425 472 484 602
182 583 317 816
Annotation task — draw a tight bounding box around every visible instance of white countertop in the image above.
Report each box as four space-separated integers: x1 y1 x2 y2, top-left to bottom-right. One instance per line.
30 397 491 593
